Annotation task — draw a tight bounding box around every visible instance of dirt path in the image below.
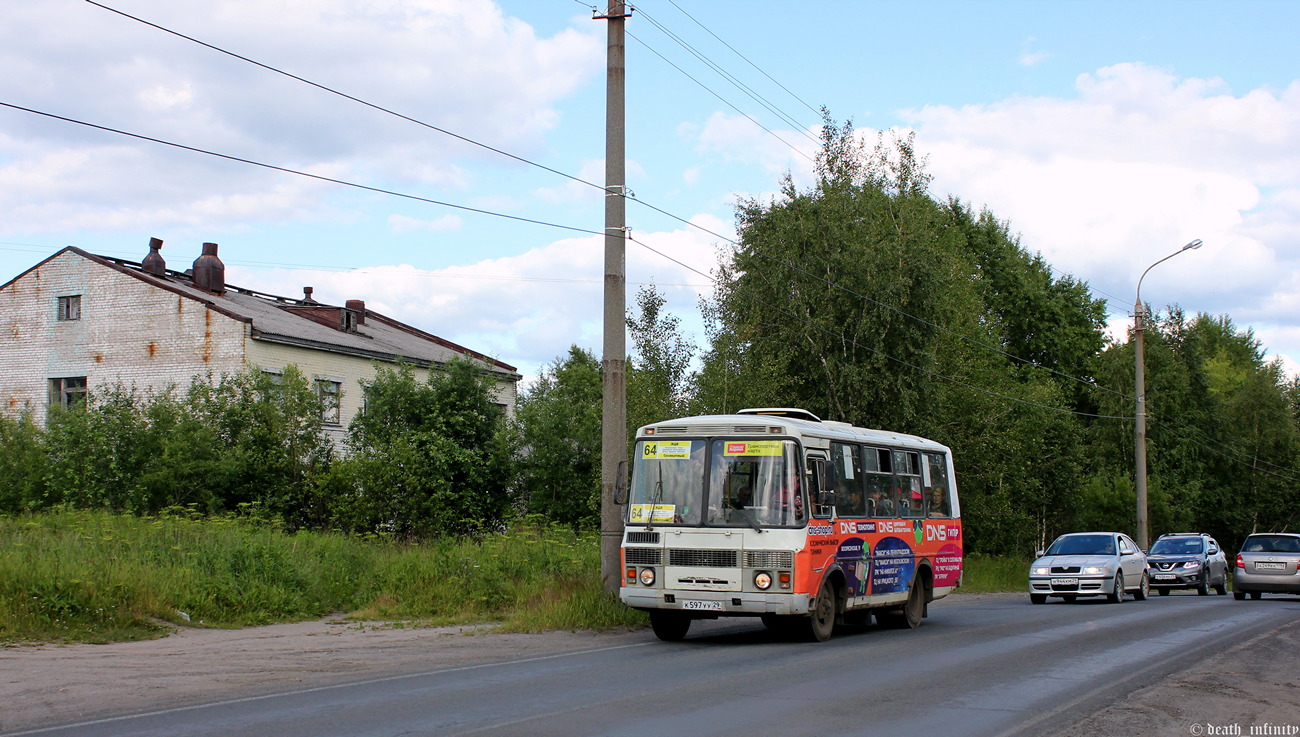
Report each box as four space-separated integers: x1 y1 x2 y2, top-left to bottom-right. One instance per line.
0 618 644 733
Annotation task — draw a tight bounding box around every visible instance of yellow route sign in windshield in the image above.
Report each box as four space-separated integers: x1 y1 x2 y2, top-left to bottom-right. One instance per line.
642 440 693 460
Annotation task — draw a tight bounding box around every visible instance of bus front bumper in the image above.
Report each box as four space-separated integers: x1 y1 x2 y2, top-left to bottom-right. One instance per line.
620 588 812 616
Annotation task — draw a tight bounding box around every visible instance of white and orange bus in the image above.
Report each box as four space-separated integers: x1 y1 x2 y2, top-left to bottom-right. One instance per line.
619 408 962 642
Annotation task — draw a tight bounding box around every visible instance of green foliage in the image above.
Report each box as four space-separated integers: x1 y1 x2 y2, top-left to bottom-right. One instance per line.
0 412 46 513
339 359 513 538
959 554 1033 592
0 511 642 644
512 346 602 527
627 283 696 432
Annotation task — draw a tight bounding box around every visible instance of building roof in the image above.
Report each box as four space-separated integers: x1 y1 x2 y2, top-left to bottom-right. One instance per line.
5 246 518 380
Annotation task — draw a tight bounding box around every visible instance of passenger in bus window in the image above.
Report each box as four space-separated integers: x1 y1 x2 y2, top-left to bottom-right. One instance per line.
928 485 948 517
838 484 864 517
870 489 895 517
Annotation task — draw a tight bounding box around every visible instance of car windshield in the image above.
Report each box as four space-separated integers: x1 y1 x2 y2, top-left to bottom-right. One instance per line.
1150 537 1204 556
1243 536 1300 554
1046 534 1116 556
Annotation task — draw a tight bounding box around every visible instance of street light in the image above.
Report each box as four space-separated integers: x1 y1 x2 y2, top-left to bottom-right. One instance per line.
1134 238 1202 550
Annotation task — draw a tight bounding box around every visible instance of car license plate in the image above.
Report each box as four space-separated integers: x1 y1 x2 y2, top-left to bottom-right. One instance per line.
1153 574 1176 581
681 600 723 611
1050 578 1076 587
1255 562 1286 571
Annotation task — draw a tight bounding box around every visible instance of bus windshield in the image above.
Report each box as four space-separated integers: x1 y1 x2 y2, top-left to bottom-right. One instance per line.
628 438 804 528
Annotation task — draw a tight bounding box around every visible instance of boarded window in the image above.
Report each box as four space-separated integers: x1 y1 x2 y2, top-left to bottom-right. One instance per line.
57 295 82 321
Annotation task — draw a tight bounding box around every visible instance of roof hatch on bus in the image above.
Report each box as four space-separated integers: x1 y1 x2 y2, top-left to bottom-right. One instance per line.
737 408 821 422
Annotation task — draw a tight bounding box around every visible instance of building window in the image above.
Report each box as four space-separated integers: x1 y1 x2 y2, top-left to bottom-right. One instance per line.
341 309 358 333
50 376 88 410
317 379 342 425
57 295 82 321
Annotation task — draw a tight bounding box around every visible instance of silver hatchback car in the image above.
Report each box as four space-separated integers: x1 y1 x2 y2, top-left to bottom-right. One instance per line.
1233 533 1300 600
1029 532 1150 604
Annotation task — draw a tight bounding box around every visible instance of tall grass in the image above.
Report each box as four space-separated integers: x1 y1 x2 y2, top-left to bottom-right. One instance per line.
0 510 644 644
959 553 1030 592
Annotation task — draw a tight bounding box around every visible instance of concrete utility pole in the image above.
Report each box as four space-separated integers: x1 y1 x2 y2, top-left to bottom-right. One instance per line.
1133 238 1202 551
597 0 630 593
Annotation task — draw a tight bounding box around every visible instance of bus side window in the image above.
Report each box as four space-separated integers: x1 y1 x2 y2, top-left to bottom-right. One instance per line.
924 453 951 518
831 442 865 517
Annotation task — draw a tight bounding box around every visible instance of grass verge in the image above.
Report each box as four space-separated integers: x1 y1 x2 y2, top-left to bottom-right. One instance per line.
0 510 645 644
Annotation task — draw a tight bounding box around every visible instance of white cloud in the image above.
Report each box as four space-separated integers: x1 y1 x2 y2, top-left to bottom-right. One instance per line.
0 0 603 235
1018 37 1049 67
895 62 1300 376
387 213 462 233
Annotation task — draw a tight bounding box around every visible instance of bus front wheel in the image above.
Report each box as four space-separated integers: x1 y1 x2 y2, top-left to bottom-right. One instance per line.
649 611 691 641
805 578 837 642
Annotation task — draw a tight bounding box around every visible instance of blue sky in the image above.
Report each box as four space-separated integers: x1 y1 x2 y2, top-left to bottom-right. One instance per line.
3 0 1298 386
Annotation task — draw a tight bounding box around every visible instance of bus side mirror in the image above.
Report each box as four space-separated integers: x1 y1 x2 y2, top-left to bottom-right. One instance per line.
614 460 628 505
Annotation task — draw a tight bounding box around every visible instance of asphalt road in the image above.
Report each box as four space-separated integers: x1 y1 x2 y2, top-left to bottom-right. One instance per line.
10 592 1298 737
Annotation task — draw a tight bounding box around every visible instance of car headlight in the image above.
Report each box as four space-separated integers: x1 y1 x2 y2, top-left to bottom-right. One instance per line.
754 571 773 590
1031 566 1051 576
639 567 656 586
1182 561 1202 570
1082 566 1110 575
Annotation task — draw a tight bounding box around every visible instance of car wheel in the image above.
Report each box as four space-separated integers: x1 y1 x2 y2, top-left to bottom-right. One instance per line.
649 611 691 642
1030 593 1047 605
880 578 925 630
1214 579 1228 596
1233 590 1246 601
1107 572 1125 603
1134 571 1150 601
804 577 837 642
1158 588 1170 596
1196 573 1210 596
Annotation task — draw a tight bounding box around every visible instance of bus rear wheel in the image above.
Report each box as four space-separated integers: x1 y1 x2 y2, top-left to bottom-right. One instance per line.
879 579 926 629
649 611 691 642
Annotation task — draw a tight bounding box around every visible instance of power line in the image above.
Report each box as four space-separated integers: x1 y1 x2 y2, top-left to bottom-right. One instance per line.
84 0 609 195
633 7 819 144
0 101 602 240
625 30 815 164
662 0 822 118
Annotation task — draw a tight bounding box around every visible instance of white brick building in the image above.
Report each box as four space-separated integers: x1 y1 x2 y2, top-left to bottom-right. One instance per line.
0 240 519 445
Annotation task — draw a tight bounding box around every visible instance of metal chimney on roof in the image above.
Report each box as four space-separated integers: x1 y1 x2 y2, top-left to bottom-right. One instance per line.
303 286 317 304
192 242 226 294
346 299 366 325
142 237 166 276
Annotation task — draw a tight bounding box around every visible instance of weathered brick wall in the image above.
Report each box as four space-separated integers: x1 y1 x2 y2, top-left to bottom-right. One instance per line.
0 251 247 422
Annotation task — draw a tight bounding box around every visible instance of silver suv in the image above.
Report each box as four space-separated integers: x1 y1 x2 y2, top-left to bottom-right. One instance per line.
1146 532 1228 596
1233 533 1300 600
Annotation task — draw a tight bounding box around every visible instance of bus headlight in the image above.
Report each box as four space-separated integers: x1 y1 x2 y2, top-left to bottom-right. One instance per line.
754 571 773 590
639 568 656 586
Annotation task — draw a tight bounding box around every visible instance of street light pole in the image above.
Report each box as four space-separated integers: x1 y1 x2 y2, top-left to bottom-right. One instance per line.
1134 238 1202 550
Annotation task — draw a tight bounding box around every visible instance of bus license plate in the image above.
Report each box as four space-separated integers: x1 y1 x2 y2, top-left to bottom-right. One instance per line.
681 600 723 611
